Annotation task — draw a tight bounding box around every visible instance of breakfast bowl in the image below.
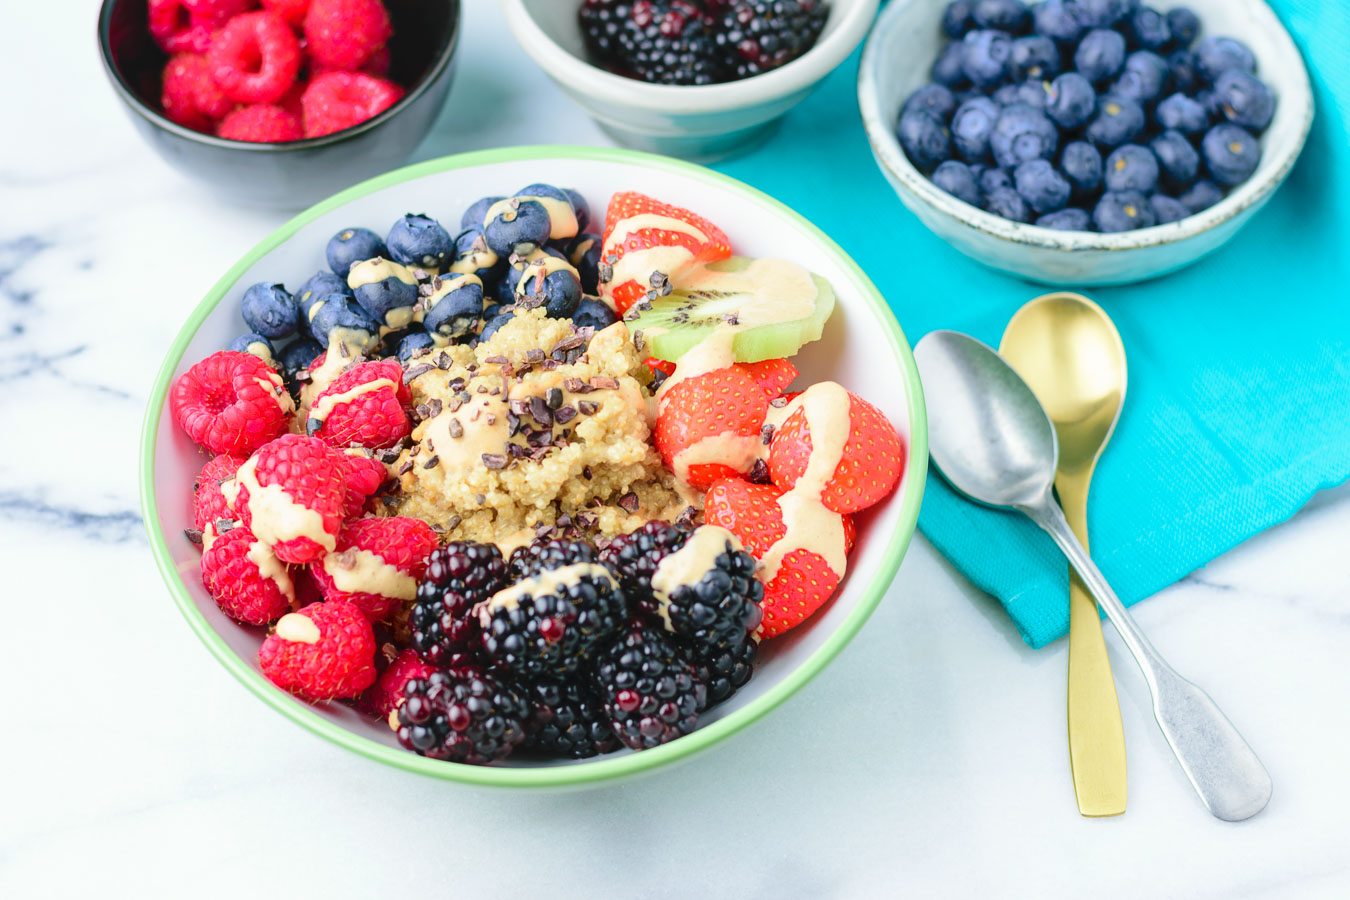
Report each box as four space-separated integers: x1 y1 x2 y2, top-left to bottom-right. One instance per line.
857 0 1314 286
140 145 927 788
501 0 879 161
97 0 461 209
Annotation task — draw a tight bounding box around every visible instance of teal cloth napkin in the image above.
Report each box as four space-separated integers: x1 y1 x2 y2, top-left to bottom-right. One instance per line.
713 0 1350 648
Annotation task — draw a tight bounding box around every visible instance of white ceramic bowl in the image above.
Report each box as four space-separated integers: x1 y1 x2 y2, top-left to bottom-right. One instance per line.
501 0 879 161
858 0 1314 286
141 146 928 788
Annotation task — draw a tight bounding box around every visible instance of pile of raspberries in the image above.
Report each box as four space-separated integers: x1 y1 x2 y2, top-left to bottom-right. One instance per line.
150 0 404 142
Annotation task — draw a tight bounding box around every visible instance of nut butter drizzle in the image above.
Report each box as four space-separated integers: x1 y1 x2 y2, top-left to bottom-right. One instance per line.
222 456 336 554
475 563 617 622
322 547 416 601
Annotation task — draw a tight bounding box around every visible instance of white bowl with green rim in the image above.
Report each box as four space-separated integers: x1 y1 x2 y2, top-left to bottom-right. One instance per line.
140 145 927 788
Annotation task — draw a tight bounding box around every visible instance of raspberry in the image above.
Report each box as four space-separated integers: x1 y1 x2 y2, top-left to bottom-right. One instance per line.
207 11 303 105
358 647 435 719
216 103 302 142
310 516 439 622
261 0 311 28
192 452 246 533
160 53 233 130
150 0 252 54
229 434 347 564
304 0 393 72
201 525 295 626
306 358 410 449
170 350 295 455
259 600 378 702
395 667 531 764
337 449 388 517
300 71 404 138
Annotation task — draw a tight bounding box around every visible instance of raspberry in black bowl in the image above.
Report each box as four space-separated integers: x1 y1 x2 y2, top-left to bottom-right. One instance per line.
578 0 831 86
896 0 1277 232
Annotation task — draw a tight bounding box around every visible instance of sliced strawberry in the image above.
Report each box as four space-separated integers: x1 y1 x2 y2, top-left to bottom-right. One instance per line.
768 387 904 514
599 191 732 316
655 366 769 490
737 358 797 398
644 356 677 378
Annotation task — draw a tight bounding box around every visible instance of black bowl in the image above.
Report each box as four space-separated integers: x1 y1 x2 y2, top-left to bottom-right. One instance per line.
98 0 460 209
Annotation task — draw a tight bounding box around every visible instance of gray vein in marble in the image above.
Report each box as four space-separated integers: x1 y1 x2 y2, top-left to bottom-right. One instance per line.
0 491 143 543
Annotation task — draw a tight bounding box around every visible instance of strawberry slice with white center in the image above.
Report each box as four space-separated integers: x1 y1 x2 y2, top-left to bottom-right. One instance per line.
599 191 732 317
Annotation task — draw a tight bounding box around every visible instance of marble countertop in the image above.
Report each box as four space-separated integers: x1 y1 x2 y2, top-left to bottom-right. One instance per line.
3 3 1348 897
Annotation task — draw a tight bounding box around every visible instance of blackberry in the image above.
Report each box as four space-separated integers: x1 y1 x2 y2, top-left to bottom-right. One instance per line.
693 638 757 708
712 0 830 81
410 542 509 667
523 679 622 759
593 625 707 750
581 0 721 86
394 667 531 765
509 537 600 580
604 523 763 654
479 551 628 681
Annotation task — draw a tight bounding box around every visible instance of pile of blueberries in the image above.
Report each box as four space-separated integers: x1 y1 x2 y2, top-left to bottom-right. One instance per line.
224 184 616 377
896 0 1276 232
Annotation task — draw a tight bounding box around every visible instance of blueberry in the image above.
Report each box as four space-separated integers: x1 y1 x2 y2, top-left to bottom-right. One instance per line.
571 298 619 331
1155 92 1208 135
1213 69 1276 132
990 103 1058 168
1196 88 1222 121
348 259 420 329
516 260 582 318
1075 29 1127 84
241 282 298 339
478 309 516 343
483 198 553 256
1010 35 1060 80
898 109 952 172
972 0 1029 34
451 227 503 283
1177 179 1224 213
1045 72 1096 129
903 84 958 121
952 96 1002 161
979 166 1014 194
1086 95 1145 148
1126 7 1171 51
278 336 322 378
1202 123 1260 185
564 232 603 295
1061 140 1104 197
423 274 486 340
984 186 1032 222
309 294 378 351
396 331 436 364
1194 36 1256 83
1111 50 1168 104
962 29 1013 88
386 214 454 269
1093 190 1156 231
942 0 975 38
932 160 983 206
326 227 387 279
296 271 350 322
1036 207 1092 230
1166 8 1201 47
500 247 567 302
515 183 579 237
1014 159 1072 213
1166 49 1200 93
1150 130 1200 189
564 188 592 232
931 41 971 88
1149 193 1191 224
1073 0 1133 29
1104 144 1160 192
227 333 274 362
462 196 506 230
1032 0 1083 45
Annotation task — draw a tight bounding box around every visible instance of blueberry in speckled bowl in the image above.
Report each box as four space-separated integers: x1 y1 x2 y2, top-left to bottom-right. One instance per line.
858 0 1314 285
97 0 461 209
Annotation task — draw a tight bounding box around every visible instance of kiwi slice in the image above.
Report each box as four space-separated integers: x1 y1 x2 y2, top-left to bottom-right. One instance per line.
629 256 835 364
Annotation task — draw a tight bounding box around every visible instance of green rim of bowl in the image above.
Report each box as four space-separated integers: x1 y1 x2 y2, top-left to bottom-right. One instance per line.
139 144 929 789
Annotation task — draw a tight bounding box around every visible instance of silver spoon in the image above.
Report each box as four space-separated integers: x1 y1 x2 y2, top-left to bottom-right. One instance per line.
915 330 1271 822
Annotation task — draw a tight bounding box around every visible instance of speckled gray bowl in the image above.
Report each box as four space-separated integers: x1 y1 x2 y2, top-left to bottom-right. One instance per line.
858 0 1314 286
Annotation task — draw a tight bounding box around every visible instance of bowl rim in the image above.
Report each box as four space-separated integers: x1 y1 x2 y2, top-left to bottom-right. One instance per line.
95 0 462 152
856 0 1315 253
500 0 880 113
139 143 929 788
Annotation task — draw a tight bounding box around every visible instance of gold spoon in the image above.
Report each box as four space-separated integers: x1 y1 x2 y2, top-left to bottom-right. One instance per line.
1001 292 1129 818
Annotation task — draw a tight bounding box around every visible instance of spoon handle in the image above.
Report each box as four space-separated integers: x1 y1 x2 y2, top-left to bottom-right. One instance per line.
1025 499 1273 822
